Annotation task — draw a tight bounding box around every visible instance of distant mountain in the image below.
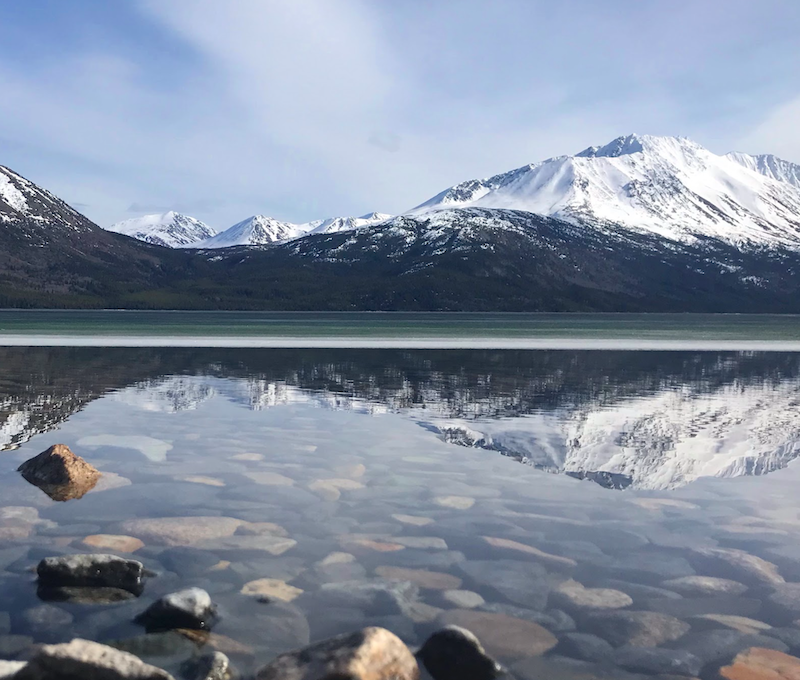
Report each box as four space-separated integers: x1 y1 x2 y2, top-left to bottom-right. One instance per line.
411 134 800 249
106 211 216 248
198 212 391 248
726 151 800 190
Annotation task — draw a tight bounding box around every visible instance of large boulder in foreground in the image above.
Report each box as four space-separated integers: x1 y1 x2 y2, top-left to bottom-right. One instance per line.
37 554 145 594
18 444 101 501
256 627 419 680
14 638 174 679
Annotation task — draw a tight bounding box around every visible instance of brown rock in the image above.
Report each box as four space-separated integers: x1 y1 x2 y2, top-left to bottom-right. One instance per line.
691 548 784 586
15 638 174 679
550 580 633 612
343 537 405 553
256 627 419 680
374 566 462 590
437 610 557 660
582 610 690 647
720 647 800 680
241 579 303 602
82 535 145 554
17 444 102 501
117 517 246 547
482 536 577 569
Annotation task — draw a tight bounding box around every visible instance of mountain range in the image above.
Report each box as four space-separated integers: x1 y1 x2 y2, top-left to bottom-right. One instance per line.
2 134 800 310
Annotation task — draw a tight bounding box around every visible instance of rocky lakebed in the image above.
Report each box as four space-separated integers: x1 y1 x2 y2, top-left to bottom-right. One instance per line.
2 375 800 679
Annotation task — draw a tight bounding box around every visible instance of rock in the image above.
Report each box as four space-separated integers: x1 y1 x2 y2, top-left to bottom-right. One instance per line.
582 610 690 647
178 476 226 488
601 579 683 603
37 554 145 594
37 586 137 605
645 596 762 620
21 605 73 635
434 496 475 510
82 535 145 554
690 548 784 587
417 626 503 680
610 552 695 582
196 535 297 555
136 588 216 631
766 629 800 653
342 537 405 553
481 537 577 570
308 479 364 501
180 652 231 680
235 522 288 537
244 472 295 487
392 537 448 550
673 629 788 667
767 584 800 623
158 548 223 578
630 498 699 511
393 515 434 527
437 610 557 659
720 647 800 680
17 444 100 488
614 646 702 676
662 575 748 597
442 590 485 609
554 633 614 662
0 634 34 658
477 603 575 633
457 560 553 610
0 661 25 679
688 614 772 635
374 567 461 590
314 580 427 620
319 552 356 566
117 517 246 547
549 580 633 613
15 638 174 679
255 627 418 680
241 579 303 602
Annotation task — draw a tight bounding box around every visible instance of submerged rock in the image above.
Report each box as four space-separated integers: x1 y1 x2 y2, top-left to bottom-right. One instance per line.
614 646 702 676
255 627 418 680
582 610 690 647
417 626 503 680
18 444 101 501
662 575 748 597
554 633 614 663
690 547 784 586
37 554 145 594
180 652 232 680
136 588 217 632
549 580 633 613
14 638 174 679
437 610 557 660
117 517 246 547
720 646 800 680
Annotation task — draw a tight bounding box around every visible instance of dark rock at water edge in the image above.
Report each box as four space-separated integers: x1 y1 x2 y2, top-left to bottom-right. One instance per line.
136 588 217 632
417 626 503 680
37 554 145 594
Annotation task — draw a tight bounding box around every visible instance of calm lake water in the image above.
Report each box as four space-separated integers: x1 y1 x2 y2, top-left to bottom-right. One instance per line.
2 340 800 677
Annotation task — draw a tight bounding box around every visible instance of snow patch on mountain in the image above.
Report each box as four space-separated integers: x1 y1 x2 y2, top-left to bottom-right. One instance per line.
411 134 800 249
726 152 800 190
106 211 216 248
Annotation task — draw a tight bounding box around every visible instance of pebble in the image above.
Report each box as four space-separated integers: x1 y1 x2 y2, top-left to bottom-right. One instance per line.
21 604 74 635
392 537 448 550
37 554 145 593
178 476 226 487
245 472 295 487
554 633 614 662
117 517 246 547
689 614 773 635
457 560 552 610
375 566 462 590
549 580 633 612
81 534 145 553
614 646 702 677
136 588 217 631
720 646 800 680
442 590 485 609
434 496 475 510
241 578 303 602
690 547 785 586
662 575 748 597
482 536 577 570
392 514 434 527
582 610 690 647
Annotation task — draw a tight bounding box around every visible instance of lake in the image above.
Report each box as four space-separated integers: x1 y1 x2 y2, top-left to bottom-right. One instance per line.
2 315 800 678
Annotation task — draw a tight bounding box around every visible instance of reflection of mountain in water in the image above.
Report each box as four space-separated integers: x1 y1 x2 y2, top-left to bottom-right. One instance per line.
3 348 800 489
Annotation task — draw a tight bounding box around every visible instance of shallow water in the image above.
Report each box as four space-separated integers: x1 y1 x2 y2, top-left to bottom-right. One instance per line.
2 347 800 677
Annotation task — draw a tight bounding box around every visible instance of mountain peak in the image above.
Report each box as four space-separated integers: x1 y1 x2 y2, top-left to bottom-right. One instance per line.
106 211 216 248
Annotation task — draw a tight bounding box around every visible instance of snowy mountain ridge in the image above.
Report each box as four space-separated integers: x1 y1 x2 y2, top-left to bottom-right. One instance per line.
197 211 392 248
107 211 216 248
411 134 800 249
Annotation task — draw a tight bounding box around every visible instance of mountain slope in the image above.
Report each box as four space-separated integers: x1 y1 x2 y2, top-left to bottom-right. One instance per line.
411 134 800 249
106 211 216 248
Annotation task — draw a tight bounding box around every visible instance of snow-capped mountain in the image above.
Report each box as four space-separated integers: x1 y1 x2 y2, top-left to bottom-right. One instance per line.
198 212 391 248
0 165 95 232
411 134 800 249
106 211 216 248
726 152 800 190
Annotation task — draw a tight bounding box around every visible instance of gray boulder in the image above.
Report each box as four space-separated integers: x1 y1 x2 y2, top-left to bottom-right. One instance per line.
136 588 216 631
37 554 145 594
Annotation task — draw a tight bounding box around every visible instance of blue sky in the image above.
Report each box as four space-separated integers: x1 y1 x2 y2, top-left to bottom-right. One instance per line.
1 0 798 229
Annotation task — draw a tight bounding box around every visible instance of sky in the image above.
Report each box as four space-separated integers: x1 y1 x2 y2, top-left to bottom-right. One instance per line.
0 0 798 230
